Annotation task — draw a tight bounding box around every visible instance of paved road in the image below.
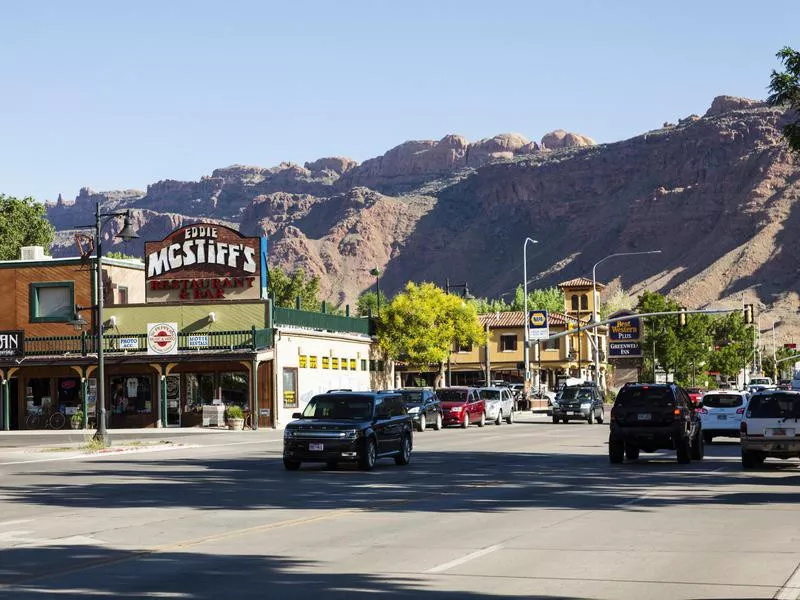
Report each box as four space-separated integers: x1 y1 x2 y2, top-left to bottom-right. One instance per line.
0 414 798 599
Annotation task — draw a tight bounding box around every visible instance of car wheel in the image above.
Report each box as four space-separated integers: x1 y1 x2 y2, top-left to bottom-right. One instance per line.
741 450 761 469
418 413 426 433
596 409 604 424
462 413 470 429
552 416 559 424
587 410 594 425
506 410 514 425
359 437 377 470
561 418 569 424
625 444 639 461
478 412 486 427
703 432 713 444
676 437 692 464
434 413 442 431
609 439 624 464
283 459 301 471
495 410 502 426
394 435 412 465
691 433 705 461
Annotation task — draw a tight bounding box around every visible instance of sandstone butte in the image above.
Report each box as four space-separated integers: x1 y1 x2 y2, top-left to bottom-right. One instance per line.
46 95 800 342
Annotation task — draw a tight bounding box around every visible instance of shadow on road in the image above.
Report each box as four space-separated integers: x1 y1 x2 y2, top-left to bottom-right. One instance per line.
2 443 798 515
0 545 590 599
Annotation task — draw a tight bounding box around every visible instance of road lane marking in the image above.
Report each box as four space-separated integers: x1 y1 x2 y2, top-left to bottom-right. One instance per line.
426 544 503 573
775 560 800 600
0 519 33 528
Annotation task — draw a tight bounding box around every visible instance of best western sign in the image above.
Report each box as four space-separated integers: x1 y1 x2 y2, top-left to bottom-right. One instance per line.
608 311 643 358
145 224 267 303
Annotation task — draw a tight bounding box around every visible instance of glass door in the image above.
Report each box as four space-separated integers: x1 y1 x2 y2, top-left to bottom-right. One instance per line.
166 375 181 427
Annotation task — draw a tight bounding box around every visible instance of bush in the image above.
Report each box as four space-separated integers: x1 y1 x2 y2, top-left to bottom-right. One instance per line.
71 410 84 423
225 405 244 420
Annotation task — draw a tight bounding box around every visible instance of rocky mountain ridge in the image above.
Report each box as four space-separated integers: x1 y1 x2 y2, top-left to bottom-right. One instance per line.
45 97 800 344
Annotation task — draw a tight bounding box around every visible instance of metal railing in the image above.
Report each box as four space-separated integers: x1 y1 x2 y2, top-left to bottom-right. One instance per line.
23 327 274 357
273 307 371 335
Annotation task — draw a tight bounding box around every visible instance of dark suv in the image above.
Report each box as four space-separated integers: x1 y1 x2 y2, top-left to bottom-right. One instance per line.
283 392 413 471
609 383 704 464
551 385 605 424
390 387 442 432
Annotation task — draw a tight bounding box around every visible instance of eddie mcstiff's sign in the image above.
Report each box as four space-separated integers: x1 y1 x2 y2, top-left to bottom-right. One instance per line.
145 224 268 303
0 330 24 357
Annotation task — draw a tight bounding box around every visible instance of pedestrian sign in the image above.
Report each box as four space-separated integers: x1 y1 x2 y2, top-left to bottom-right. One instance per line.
528 310 549 341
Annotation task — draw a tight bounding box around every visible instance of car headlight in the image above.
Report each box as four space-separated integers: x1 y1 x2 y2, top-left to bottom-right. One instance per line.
581 402 592 409
284 429 296 440
343 429 359 439
407 406 420 414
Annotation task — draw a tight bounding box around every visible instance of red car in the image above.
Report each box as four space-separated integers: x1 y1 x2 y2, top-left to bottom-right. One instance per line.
439 387 485 428
686 387 706 411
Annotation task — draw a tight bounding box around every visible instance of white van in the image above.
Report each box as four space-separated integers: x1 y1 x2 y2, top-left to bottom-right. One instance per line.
740 390 800 468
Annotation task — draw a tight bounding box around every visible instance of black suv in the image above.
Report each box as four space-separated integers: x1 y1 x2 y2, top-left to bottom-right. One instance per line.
609 383 704 464
389 387 442 432
283 392 413 471
551 385 605 424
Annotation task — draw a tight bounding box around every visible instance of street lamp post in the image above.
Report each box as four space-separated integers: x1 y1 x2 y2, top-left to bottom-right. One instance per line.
591 250 661 389
369 267 382 314
444 278 474 387
71 202 139 445
772 320 780 382
522 238 538 392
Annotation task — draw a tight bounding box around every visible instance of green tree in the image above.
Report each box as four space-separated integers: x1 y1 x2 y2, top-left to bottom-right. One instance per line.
376 282 484 386
105 251 141 261
475 286 564 315
268 267 321 310
0 195 55 260
356 290 389 317
768 46 800 153
707 313 754 381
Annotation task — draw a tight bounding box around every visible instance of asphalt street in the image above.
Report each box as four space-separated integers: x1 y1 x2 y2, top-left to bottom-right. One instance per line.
0 414 798 600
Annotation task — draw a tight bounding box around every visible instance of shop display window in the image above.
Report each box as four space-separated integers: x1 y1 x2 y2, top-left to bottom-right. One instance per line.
186 373 215 412
57 377 81 416
220 372 248 408
110 375 153 414
25 378 51 414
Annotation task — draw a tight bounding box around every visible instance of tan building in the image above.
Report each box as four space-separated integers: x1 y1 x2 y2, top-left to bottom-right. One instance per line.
446 278 610 392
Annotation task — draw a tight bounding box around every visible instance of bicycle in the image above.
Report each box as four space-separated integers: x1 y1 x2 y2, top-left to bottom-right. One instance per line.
25 409 66 430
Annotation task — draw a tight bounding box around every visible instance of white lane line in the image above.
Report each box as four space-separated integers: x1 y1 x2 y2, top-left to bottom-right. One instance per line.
618 491 652 507
775 560 800 600
426 544 503 574
0 519 33 528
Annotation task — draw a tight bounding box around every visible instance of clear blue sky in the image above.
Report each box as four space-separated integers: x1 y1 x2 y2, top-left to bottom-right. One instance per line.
1 0 797 202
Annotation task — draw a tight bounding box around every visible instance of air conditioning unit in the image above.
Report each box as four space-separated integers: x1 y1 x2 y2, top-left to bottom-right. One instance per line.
20 246 51 261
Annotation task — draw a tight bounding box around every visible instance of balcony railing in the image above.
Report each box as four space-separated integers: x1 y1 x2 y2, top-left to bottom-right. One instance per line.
23 327 274 357
273 307 371 336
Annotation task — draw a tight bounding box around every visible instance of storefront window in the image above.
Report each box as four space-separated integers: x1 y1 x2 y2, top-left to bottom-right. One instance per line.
220 372 248 408
283 367 298 408
110 375 153 414
25 378 51 414
57 377 81 416
186 373 215 412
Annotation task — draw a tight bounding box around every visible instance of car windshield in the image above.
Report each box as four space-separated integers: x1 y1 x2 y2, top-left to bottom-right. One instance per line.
747 394 800 419
560 388 593 401
479 390 501 400
399 391 423 404
301 395 374 419
616 387 672 406
438 389 468 402
750 378 771 385
703 394 744 408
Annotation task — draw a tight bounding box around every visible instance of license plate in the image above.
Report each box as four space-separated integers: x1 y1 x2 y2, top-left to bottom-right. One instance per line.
568 411 577 415
769 428 789 437
309 443 324 451
716 414 728 420
637 413 652 421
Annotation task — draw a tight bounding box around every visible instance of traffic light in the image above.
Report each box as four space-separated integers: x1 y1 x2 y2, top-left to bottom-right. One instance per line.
678 308 687 327
743 304 754 324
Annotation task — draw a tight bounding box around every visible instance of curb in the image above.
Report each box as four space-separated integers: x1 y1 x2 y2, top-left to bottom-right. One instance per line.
0 443 200 466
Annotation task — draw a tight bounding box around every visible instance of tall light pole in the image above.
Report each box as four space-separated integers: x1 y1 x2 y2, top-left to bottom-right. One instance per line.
772 320 780 382
71 202 139 445
522 238 539 392
444 278 474 387
591 250 661 389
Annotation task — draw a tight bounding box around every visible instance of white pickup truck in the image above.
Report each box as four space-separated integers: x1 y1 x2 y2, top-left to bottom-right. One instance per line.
748 377 776 394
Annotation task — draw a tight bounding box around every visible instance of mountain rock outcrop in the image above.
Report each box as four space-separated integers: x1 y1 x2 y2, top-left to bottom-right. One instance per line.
45 95 800 339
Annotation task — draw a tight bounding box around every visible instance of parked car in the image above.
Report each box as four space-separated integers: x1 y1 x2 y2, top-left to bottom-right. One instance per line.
550 385 605 424
608 383 704 464
391 387 442 432
439 387 485 428
478 387 515 425
740 390 800 469
282 391 413 471
698 390 748 443
748 376 776 395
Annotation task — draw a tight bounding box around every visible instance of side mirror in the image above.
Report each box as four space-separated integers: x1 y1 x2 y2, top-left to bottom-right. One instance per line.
292 412 302 419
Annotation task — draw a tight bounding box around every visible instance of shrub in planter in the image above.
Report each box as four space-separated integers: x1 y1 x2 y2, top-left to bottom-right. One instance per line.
225 405 244 430
71 410 84 430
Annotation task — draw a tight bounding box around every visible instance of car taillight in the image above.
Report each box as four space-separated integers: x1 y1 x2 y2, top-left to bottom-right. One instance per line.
673 408 681 416
736 407 744 414
740 421 747 434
